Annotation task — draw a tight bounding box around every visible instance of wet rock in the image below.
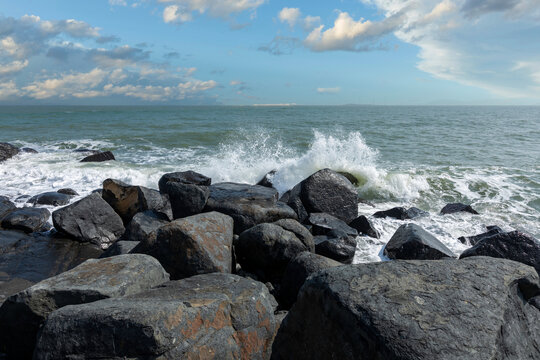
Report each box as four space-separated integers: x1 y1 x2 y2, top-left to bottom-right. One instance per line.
0 143 19 162
163 181 210 219
0 196 16 221
256 170 277 188
337 171 359 186
236 223 311 284
373 206 428 220
102 178 172 224
27 192 73 206
52 192 125 249
158 170 211 193
80 151 115 162
21 147 38 154
280 185 308 223
204 182 297 233
56 188 79 196
384 223 455 260
458 225 504 245
142 212 234 280
348 215 380 238
35 273 278 360
99 240 139 258
314 231 356 264
124 210 169 249
279 252 341 309
14 195 30 203
273 218 314 252
0 254 169 359
440 202 479 215
460 230 540 273
271 257 540 360
1 207 50 233
307 212 358 237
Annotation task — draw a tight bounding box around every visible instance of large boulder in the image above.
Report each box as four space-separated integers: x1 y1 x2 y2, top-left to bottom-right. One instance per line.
272 218 314 253
236 223 311 284
0 254 169 359
123 210 169 247
384 223 455 260
27 192 73 206
348 215 380 238
52 192 125 249
271 257 540 360
0 142 19 162
34 273 279 360
204 183 297 233
460 230 540 273
0 196 16 221
164 181 210 219
279 252 341 309
307 212 358 237
440 202 478 215
458 225 504 245
280 185 308 223
314 231 357 264
1 207 50 233
158 170 211 193
141 212 234 280
373 206 428 220
80 151 115 162
102 178 172 224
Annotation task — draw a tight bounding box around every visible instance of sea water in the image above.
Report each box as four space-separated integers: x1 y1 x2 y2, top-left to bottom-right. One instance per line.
0 105 538 263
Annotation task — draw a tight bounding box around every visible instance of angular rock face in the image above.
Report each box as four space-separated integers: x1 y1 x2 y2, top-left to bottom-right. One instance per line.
124 210 169 247
308 212 358 237
99 240 139 258
280 185 308 224
384 223 455 260
143 212 234 280
256 170 277 188
272 257 540 360
204 183 297 233
56 188 79 196
279 252 341 309
34 273 279 360
80 151 115 162
460 230 540 273
273 218 314 253
102 178 172 224
1 207 51 233
0 196 16 221
237 223 311 284
164 181 210 219
0 254 169 359
348 215 379 238
458 225 504 245
440 202 478 215
0 142 19 162
314 231 357 264
158 170 211 193
27 191 73 206
373 206 428 220
52 192 125 249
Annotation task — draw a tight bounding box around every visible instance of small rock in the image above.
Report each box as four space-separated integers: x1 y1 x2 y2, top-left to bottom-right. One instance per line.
1 207 50 233
314 230 357 264
336 171 359 186
281 185 309 223
57 188 79 196
80 151 115 163
99 241 140 258
0 196 16 221
0 143 19 162
384 223 455 260
308 212 358 237
158 170 211 193
27 192 73 206
373 206 428 220
458 226 504 245
21 147 38 154
256 169 277 188
440 202 478 215
348 215 380 238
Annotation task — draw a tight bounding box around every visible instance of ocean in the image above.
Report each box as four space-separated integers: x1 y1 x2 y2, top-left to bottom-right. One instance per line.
1 105 539 262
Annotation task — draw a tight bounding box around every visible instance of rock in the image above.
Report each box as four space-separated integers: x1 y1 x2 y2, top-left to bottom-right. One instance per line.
163 181 210 219
80 151 115 162
271 257 540 360
460 230 540 273
280 185 308 223
34 273 279 360
373 206 428 220
307 212 358 237
52 192 125 249
102 178 172 224
0 142 19 162
56 188 79 196
384 223 455 260
0 254 169 359
314 231 356 264
141 212 234 280
158 170 211 193
440 202 479 215
336 171 359 186
0 196 16 221
123 210 169 249
27 192 73 206
21 147 38 154
279 252 341 309
348 215 380 238
1 207 50 233
236 223 311 284
99 241 139 258
256 170 277 188
273 218 314 252
458 225 504 245
204 182 297 233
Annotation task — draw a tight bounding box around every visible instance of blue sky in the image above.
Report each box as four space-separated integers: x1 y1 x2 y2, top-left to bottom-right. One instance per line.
0 0 539 105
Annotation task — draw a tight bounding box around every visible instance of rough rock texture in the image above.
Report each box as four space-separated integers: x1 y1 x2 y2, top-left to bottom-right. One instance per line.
458 225 504 245
102 178 172 224
80 151 115 162
0 254 169 359
0 142 19 162
124 210 169 248
348 215 380 238
27 192 73 206
236 223 311 284
373 206 428 220
52 192 125 249
158 170 211 193
1 207 51 233
314 231 357 264
164 181 210 219
384 223 455 260
256 170 277 188
271 257 540 360
440 202 479 215
99 240 139 258
308 212 358 237
279 252 341 309
204 183 297 233
460 230 540 273
280 186 308 224
272 218 314 253
142 212 234 280
34 273 279 360
56 188 79 196
0 196 16 221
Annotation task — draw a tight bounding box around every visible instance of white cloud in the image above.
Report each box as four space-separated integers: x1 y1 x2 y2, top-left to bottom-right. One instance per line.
163 5 193 23
279 8 301 27
0 81 21 99
0 60 29 76
158 0 265 20
22 68 108 99
317 87 340 94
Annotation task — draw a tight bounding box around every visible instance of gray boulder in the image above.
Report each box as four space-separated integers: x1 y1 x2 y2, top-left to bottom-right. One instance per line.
52 192 125 249
440 202 478 215
256 170 277 188
349 215 380 238
27 192 73 206
204 182 297 233
34 273 279 360
80 151 115 162
99 240 139 258
384 223 455 260
271 257 540 360
124 210 169 248
314 230 357 264
164 181 210 219
280 185 308 223
308 212 358 237
373 206 428 220
0 254 169 359
0 196 16 221
158 170 211 193
273 218 314 252
56 188 79 196
1 207 50 233
0 142 19 162
458 225 504 245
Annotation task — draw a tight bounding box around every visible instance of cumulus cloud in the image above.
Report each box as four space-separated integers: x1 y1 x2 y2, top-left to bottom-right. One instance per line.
159 0 265 23
0 60 29 76
279 8 301 27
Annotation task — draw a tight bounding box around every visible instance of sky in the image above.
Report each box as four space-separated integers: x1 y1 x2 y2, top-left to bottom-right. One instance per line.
0 0 539 105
